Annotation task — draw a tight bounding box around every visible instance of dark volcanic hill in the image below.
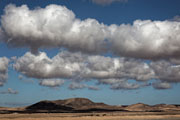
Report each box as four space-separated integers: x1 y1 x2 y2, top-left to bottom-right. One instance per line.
26 100 73 111
26 98 123 113
53 98 97 108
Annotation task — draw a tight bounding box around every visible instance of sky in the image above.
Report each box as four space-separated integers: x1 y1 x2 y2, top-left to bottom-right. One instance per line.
0 0 180 107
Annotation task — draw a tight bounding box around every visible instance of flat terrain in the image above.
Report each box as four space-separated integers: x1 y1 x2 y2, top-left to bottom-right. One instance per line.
1 112 180 120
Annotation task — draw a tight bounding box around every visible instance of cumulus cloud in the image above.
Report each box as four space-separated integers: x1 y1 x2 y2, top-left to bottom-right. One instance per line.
39 79 64 87
109 20 180 59
91 0 127 5
150 60 180 83
13 52 76 79
14 50 180 90
0 57 9 86
0 88 18 94
87 56 154 81
1 4 180 90
1 4 180 59
1 4 107 54
14 51 154 82
13 51 159 90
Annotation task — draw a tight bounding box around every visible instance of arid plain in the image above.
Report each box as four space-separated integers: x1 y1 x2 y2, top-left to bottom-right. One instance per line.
1 98 180 120
1 112 180 120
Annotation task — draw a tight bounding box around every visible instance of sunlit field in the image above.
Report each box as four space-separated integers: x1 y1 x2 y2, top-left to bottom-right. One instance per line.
1 112 180 120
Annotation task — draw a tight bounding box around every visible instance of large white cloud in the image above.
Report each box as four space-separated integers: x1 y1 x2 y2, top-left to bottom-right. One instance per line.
85 55 155 81
1 4 107 54
13 51 157 89
0 57 9 86
109 20 180 59
14 51 154 81
1 4 180 90
1 4 180 59
13 50 180 90
13 52 77 79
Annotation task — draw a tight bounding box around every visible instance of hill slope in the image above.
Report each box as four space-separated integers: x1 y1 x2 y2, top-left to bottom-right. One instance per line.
26 98 122 112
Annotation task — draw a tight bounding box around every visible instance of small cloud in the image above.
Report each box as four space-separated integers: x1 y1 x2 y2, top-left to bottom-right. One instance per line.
152 81 172 90
0 88 18 94
91 0 127 5
69 82 99 90
18 75 23 80
110 81 141 90
69 82 86 90
39 79 64 88
99 79 151 90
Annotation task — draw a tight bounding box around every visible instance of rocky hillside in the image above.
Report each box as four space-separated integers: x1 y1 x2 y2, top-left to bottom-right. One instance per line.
26 98 122 112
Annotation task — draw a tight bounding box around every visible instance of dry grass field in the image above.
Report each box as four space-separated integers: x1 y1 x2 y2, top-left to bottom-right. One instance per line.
1 112 180 120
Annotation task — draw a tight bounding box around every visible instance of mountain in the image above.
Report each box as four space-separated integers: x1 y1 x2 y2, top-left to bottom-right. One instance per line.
26 98 123 113
153 104 178 111
0 98 180 113
126 103 180 112
26 100 73 111
53 98 97 108
126 103 154 112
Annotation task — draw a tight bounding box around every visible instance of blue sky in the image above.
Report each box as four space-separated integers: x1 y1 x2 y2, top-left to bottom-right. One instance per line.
0 0 180 107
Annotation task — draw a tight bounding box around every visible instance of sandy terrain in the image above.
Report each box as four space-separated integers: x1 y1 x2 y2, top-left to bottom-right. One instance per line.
1 112 180 120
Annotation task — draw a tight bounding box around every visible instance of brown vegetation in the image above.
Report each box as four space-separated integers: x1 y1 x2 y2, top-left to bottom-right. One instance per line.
1 112 180 120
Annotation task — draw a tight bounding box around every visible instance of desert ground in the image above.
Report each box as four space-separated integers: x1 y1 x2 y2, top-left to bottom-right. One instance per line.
1 112 180 120
1 98 180 120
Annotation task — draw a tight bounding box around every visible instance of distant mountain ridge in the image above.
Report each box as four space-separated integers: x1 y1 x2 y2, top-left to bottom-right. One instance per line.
26 98 120 112
1 98 180 114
